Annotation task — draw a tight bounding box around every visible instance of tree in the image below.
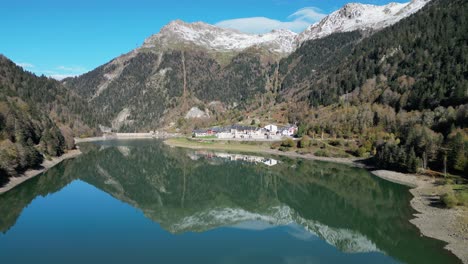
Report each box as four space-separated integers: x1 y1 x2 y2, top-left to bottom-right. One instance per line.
406 148 419 173
298 136 311 148
449 132 467 173
405 125 442 169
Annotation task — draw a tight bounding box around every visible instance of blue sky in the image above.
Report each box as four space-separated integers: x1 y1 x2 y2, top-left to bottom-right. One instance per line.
1 0 407 79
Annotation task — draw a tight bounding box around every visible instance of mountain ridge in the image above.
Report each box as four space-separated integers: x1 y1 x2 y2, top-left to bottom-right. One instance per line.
140 0 430 55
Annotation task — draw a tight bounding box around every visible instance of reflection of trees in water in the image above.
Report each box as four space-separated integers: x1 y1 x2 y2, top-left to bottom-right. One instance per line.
0 160 78 233
0 140 460 264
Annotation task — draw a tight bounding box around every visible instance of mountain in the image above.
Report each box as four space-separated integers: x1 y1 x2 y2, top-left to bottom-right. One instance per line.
276 0 467 174
297 0 431 44
0 55 98 180
142 20 298 55
142 0 431 55
64 47 270 131
279 0 467 110
64 0 432 132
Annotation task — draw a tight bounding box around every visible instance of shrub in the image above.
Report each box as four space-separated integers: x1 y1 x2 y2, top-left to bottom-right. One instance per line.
314 149 330 157
441 192 458 208
357 146 367 157
270 142 281 149
279 146 289 152
281 138 295 148
456 192 468 206
329 139 344 147
298 136 311 148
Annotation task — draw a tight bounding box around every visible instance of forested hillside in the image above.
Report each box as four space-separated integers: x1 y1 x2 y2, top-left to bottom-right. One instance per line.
276 0 467 175
64 48 270 131
292 0 466 109
0 56 98 181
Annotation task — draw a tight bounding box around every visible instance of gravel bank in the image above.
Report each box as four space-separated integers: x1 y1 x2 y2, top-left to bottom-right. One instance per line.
372 170 468 263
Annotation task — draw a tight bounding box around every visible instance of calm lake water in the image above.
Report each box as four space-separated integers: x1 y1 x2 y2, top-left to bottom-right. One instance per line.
0 140 461 264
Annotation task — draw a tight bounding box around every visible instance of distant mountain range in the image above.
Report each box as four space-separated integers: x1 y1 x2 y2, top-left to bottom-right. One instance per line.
143 0 430 55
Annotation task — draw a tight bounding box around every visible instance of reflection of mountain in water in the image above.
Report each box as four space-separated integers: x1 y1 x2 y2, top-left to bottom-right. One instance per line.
172 205 379 253
0 140 459 264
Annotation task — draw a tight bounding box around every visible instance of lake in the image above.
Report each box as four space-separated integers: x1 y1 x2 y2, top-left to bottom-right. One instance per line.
0 140 461 263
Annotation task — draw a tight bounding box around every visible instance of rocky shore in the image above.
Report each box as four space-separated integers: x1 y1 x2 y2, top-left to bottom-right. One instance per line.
372 170 468 264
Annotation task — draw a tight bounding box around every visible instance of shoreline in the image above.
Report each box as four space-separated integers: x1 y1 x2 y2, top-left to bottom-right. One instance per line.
0 149 82 195
74 133 180 143
372 170 468 264
164 138 366 167
165 137 468 263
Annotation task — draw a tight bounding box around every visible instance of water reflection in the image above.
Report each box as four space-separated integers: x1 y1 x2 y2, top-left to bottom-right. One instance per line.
0 140 461 264
189 151 279 166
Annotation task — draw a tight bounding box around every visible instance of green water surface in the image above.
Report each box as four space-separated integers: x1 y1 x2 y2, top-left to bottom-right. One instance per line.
0 140 461 263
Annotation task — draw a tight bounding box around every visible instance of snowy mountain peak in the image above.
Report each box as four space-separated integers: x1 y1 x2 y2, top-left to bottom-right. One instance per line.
142 20 297 54
296 0 431 44
142 0 431 54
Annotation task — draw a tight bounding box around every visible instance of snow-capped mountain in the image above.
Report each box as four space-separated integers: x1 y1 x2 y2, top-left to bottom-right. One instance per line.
142 0 430 55
142 20 298 54
297 0 431 44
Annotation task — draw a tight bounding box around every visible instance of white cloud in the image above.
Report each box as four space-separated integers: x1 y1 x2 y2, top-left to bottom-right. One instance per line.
17 62 35 69
215 7 326 34
289 7 327 22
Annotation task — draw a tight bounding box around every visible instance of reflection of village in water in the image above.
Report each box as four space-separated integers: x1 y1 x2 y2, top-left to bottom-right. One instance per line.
189 151 279 166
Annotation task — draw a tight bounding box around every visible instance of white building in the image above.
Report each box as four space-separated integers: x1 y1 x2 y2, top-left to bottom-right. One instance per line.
193 129 208 137
279 125 298 137
264 124 278 133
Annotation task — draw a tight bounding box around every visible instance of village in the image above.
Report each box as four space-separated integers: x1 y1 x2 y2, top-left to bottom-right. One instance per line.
192 124 298 140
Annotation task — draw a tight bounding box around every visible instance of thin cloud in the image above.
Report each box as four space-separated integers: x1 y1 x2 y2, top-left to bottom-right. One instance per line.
215 7 327 34
288 7 326 22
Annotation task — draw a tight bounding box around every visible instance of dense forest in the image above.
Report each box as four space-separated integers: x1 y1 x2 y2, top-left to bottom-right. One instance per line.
276 0 467 176
64 48 270 131
0 56 98 181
